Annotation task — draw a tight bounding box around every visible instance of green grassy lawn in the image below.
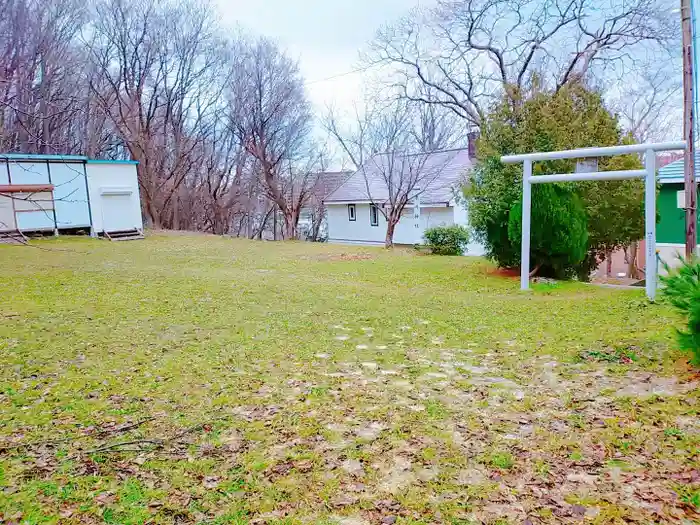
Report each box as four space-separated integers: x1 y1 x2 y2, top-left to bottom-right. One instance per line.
1 233 698 525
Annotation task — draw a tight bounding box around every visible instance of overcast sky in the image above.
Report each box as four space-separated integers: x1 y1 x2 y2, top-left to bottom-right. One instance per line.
216 0 433 114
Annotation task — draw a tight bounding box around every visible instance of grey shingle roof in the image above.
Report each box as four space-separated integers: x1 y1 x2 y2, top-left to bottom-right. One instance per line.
315 171 353 200
324 148 473 204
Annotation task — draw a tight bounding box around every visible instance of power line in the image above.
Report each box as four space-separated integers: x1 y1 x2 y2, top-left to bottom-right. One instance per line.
304 66 369 86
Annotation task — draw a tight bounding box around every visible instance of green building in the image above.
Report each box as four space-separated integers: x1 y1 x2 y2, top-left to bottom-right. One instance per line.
657 155 700 262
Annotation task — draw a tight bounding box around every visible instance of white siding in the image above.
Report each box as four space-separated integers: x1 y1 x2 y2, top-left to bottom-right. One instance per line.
453 199 485 256
657 243 700 274
328 201 486 255
327 203 454 246
86 163 142 233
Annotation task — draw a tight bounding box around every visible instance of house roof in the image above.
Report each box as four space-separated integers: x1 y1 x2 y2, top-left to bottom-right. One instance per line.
657 153 700 183
325 148 472 204
315 170 353 200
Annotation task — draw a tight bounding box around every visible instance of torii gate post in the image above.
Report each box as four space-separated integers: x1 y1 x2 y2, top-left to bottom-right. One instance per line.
501 141 687 301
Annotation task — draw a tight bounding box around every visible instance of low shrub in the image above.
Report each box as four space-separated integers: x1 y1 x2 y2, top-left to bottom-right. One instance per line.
660 257 700 366
423 225 470 256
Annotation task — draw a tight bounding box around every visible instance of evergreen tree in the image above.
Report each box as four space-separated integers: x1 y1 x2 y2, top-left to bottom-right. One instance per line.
467 81 644 279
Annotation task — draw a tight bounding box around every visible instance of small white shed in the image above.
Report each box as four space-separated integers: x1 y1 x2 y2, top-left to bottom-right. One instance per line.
85 160 143 237
0 154 142 239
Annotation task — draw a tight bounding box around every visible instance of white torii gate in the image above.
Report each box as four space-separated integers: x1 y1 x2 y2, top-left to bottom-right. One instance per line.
501 141 687 301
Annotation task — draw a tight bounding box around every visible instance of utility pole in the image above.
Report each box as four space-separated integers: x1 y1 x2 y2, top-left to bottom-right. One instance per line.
681 0 697 258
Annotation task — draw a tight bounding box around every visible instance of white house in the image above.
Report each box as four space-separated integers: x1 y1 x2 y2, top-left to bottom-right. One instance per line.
323 147 485 255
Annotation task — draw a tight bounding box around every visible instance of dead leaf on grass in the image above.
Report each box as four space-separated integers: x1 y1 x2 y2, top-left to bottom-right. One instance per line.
331 493 359 507
220 429 244 452
566 472 598 485
167 491 192 508
202 475 219 489
267 460 294 478
95 491 116 506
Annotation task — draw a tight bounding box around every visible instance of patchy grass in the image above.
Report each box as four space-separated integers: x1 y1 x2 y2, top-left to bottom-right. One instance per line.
0 232 698 524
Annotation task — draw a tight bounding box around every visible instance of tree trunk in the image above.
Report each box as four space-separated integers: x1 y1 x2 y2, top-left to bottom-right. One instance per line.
627 241 639 279
385 218 397 248
144 194 161 229
310 209 322 241
279 204 301 240
172 192 180 230
284 212 297 240
606 249 613 277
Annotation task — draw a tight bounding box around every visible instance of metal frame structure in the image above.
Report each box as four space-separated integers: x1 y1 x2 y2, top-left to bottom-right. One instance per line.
501 141 687 301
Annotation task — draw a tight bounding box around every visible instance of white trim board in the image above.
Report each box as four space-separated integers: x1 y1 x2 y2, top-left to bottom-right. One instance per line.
325 201 450 207
100 186 133 196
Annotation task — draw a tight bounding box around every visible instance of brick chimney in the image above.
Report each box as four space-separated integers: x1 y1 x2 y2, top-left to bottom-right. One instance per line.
467 131 479 159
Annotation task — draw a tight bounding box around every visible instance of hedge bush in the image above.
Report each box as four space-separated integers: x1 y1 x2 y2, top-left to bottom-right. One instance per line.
661 257 700 366
423 225 470 255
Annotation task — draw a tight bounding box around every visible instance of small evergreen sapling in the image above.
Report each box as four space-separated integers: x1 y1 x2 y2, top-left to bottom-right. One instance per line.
660 257 700 366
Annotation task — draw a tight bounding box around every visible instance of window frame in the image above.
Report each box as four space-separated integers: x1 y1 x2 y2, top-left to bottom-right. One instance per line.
369 203 379 227
347 203 356 221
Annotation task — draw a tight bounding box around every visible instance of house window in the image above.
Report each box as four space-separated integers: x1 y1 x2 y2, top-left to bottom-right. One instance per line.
370 204 379 226
348 204 356 221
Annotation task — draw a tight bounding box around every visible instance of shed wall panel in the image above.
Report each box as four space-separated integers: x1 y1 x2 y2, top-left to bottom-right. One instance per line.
16 210 54 230
0 195 15 231
13 192 54 211
9 162 49 185
0 161 8 185
50 163 91 228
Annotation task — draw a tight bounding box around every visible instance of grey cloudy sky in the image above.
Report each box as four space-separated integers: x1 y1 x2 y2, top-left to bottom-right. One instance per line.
216 0 433 112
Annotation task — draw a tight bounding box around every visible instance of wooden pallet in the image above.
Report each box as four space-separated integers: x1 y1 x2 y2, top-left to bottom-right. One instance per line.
103 228 144 241
0 229 28 245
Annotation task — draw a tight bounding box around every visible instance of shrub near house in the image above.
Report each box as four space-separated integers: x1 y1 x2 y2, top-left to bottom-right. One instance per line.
423 225 470 255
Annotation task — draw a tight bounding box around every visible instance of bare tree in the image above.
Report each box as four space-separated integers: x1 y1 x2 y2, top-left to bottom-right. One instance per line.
227 37 316 239
0 0 322 240
195 114 249 235
612 69 682 143
410 92 463 151
367 0 678 128
86 0 227 228
326 98 458 247
0 0 94 154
